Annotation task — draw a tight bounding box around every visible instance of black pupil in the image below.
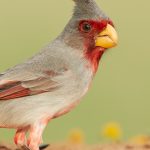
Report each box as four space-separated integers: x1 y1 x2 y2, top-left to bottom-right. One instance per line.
83 23 91 32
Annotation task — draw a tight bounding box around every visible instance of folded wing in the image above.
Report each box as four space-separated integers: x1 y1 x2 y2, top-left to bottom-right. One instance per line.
0 72 60 100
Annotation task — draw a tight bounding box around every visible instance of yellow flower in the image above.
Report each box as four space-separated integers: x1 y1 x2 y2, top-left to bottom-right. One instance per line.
68 128 84 144
101 122 122 140
130 135 150 145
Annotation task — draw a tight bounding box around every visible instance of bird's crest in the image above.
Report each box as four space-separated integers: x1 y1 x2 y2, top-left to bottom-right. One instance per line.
72 0 108 20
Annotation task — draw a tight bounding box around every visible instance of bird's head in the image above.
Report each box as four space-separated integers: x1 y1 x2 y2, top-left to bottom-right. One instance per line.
61 0 118 72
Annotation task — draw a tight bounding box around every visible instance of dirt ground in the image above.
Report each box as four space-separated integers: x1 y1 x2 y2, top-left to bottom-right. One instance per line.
46 143 150 150
1 143 150 150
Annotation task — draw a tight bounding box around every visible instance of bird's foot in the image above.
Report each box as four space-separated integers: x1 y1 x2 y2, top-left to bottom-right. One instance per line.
20 145 31 150
14 118 49 150
27 136 43 150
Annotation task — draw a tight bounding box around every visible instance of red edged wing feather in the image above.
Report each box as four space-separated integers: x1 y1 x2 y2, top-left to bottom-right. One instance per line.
0 77 58 100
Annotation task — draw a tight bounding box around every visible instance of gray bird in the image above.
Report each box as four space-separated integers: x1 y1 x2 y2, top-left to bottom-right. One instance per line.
0 0 118 150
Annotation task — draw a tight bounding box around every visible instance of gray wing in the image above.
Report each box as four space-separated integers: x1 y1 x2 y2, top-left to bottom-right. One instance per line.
0 50 69 100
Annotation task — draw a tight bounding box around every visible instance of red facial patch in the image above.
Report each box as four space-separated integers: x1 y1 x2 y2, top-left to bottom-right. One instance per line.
79 19 114 73
86 47 104 73
79 19 108 36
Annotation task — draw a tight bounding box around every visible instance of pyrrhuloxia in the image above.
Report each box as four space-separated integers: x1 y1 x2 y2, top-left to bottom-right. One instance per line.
0 0 118 150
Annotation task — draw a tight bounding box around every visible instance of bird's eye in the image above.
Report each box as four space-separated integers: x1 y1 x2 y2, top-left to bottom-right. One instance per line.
81 22 92 32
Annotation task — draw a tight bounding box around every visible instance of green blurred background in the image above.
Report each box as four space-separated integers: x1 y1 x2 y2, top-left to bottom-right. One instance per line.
0 0 150 144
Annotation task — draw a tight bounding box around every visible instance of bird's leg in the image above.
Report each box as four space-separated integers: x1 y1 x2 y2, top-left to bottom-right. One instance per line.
14 127 28 146
27 119 49 150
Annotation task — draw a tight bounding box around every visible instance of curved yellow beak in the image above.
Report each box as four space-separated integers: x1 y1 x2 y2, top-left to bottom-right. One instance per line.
95 24 118 48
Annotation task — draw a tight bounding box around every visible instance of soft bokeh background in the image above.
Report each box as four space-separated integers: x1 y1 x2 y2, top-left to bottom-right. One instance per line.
0 0 149 144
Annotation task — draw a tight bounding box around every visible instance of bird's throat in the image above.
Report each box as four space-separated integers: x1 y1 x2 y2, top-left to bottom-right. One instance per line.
85 47 104 73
